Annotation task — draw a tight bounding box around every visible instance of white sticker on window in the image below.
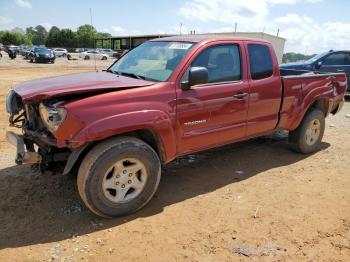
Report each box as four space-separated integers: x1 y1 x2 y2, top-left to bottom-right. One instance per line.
168 43 192 50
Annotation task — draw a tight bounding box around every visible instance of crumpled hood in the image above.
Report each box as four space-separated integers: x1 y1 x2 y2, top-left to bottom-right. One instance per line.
13 71 155 101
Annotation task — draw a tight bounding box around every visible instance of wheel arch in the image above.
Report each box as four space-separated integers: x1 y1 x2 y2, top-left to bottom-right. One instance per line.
289 97 331 131
64 128 168 176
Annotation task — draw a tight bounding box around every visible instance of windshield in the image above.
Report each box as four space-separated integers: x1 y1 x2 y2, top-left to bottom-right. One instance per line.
34 47 49 53
109 41 194 82
305 52 328 64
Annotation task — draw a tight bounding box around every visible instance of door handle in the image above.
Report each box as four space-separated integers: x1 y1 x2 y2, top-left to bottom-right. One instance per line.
233 92 248 99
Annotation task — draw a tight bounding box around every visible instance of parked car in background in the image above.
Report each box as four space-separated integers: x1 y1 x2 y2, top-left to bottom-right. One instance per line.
6 36 347 217
280 50 350 95
24 47 35 59
75 48 87 53
18 46 30 56
28 47 55 63
79 50 108 60
5 45 18 59
98 49 117 57
21 48 29 58
113 49 129 59
53 48 68 57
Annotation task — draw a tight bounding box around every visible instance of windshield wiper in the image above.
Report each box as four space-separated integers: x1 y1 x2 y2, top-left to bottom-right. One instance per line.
115 71 145 80
105 69 117 74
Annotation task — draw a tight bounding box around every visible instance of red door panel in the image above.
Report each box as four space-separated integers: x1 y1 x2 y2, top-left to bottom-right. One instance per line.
176 81 249 153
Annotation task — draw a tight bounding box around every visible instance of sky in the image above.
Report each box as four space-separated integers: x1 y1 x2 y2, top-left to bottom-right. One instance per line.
0 0 349 54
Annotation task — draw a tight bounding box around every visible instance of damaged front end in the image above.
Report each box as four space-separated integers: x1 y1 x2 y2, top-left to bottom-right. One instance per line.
6 90 81 174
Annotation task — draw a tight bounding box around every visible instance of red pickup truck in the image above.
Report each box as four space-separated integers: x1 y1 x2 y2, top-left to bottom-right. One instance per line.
6 36 346 217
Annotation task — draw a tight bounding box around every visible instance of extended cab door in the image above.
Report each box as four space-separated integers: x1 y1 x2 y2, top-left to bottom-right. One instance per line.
245 42 282 136
176 42 249 154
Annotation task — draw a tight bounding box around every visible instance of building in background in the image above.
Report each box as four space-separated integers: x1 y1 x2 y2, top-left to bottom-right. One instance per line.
95 32 286 63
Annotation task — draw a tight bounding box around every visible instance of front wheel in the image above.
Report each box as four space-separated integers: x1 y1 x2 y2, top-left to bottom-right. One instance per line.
288 108 325 154
77 137 161 217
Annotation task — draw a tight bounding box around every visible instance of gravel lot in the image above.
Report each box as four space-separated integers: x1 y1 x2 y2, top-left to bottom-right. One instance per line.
0 58 349 261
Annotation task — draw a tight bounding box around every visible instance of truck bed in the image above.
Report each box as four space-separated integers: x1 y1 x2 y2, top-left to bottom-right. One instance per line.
278 70 347 131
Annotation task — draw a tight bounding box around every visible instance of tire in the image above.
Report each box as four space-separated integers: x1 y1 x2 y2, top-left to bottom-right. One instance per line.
102 56 107 60
288 108 325 154
77 137 161 217
84 55 90 60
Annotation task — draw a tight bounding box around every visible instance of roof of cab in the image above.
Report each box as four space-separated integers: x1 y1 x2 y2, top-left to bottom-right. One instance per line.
150 35 271 44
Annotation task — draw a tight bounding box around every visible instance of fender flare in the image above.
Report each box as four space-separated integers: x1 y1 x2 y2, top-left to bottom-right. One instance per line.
70 110 177 162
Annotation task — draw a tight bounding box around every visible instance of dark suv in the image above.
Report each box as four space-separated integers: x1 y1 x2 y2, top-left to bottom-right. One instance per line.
280 50 350 94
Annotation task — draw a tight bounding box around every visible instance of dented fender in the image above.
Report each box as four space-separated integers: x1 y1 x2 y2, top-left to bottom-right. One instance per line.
69 110 177 162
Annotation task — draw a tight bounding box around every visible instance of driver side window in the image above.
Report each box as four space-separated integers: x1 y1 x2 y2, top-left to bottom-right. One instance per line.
182 44 241 84
323 53 346 66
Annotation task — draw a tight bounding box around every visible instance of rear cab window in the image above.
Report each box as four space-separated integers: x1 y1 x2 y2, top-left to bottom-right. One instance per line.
248 44 273 80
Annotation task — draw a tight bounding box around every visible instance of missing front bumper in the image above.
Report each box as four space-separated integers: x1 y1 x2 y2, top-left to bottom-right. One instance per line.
6 131 41 165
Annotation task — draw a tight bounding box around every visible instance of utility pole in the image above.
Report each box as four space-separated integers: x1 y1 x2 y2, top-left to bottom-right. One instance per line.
234 22 237 33
179 23 182 35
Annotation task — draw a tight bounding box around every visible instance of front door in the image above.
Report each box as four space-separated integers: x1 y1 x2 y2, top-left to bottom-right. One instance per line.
176 43 249 154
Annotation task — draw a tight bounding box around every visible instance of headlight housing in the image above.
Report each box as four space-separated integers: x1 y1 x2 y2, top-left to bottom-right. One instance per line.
39 102 67 132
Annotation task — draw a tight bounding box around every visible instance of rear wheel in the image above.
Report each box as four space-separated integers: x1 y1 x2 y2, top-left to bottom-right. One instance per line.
288 108 325 154
102 56 107 60
84 55 90 60
77 137 161 217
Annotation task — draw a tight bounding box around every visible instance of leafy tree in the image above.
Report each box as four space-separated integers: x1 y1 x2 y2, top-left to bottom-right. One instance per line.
282 52 316 63
1 24 114 48
45 26 61 47
1 31 22 45
59 28 77 48
32 25 48 45
77 24 97 48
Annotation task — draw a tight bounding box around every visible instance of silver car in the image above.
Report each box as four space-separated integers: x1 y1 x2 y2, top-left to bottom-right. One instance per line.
53 48 68 57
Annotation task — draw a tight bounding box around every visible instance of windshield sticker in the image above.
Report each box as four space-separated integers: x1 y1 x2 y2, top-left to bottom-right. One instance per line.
168 43 192 50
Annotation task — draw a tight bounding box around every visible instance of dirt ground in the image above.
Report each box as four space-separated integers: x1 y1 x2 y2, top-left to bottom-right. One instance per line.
0 58 349 261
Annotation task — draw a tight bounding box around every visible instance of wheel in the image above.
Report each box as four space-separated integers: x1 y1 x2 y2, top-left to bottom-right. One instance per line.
85 55 90 60
77 137 161 217
288 108 325 154
102 56 107 60
62 53 66 57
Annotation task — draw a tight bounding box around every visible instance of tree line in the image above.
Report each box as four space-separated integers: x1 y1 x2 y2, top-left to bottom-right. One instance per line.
0 24 112 49
282 52 316 63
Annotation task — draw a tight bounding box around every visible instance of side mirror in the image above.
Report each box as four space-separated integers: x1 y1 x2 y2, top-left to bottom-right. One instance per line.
181 67 209 90
315 61 322 69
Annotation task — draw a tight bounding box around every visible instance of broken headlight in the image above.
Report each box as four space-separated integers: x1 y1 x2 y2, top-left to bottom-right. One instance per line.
39 102 67 132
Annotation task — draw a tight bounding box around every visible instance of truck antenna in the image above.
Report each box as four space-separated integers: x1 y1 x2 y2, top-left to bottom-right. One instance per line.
90 8 97 72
